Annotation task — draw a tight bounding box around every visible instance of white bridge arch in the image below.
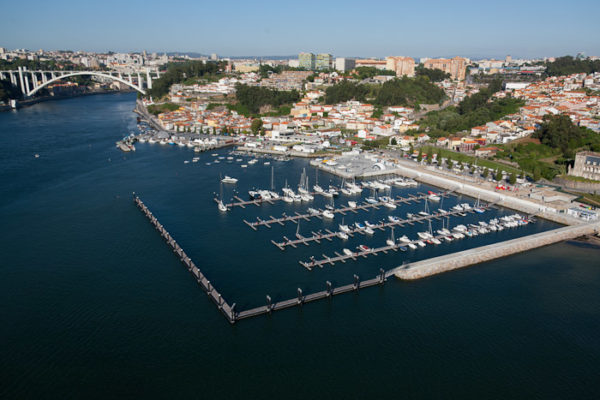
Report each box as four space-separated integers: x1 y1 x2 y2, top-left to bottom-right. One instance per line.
0 67 159 98
29 71 146 96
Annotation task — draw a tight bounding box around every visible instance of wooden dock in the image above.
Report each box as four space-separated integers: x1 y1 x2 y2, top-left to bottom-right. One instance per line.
244 192 449 230
271 206 484 251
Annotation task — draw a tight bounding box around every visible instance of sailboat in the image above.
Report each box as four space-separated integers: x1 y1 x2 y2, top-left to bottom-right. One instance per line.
217 183 228 212
386 226 396 247
269 166 280 198
313 169 324 193
473 195 485 213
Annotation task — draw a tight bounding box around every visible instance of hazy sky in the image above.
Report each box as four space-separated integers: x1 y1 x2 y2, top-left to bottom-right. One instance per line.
2 0 599 58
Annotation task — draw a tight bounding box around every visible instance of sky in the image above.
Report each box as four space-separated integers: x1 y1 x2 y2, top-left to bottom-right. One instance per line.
1 0 599 59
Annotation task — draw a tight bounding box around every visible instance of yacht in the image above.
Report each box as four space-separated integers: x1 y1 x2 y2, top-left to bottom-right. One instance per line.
343 248 354 256
365 197 378 204
282 196 294 203
337 231 349 240
388 216 400 223
348 201 357 209
408 242 417 250
357 245 371 253
383 200 397 209
221 176 238 184
313 184 324 193
398 235 411 243
307 208 320 215
417 232 433 240
365 221 377 228
322 210 335 219
431 238 442 245
416 240 426 247
428 191 441 202
364 226 375 235
217 200 228 212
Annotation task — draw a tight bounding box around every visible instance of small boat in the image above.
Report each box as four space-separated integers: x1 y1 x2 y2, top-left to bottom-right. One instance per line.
348 201 357 208
218 201 227 212
313 185 324 193
343 248 354 256
364 226 375 235
322 210 335 219
221 176 238 184
337 231 349 240
264 162 271 165
431 238 442 245
308 207 320 215
416 241 426 247
282 196 293 203
388 216 400 223
364 221 376 228
357 245 371 252
241 165 248 168
355 222 365 230
428 191 441 202
408 242 417 250
383 201 397 209
398 235 411 243
365 197 378 204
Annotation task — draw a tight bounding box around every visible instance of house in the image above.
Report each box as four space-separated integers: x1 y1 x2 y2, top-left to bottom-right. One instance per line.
417 133 430 143
460 139 477 152
475 146 501 157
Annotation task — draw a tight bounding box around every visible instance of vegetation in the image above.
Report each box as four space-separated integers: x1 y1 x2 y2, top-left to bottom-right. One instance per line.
546 56 600 76
324 80 371 103
419 97 524 137
147 102 180 115
0 80 21 102
324 76 446 107
374 76 446 107
419 145 522 176
351 67 395 80
234 83 300 114
496 114 600 180
148 61 224 98
415 65 450 82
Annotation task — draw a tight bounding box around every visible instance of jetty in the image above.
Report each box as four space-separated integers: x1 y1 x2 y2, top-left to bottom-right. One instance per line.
134 194 236 323
243 192 449 230
271 205 485 251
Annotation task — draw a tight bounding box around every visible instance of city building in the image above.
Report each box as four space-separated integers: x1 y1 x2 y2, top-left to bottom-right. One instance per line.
355 59 387 70
385 56 415 77
315 53 333 70
569 151 600 181
335 57 356 72
210 53 218 60
422 56 468 80
299 52 316 70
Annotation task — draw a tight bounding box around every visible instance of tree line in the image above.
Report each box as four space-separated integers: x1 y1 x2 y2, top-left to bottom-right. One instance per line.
148 60 224 98
234 83 300 114
324 76 446 107
546 56 600 77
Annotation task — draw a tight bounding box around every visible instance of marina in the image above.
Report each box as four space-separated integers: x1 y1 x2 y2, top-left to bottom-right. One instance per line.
241 192 449 229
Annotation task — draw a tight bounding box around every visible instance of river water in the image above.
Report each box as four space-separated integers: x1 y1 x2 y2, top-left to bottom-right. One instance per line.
1 93 599 399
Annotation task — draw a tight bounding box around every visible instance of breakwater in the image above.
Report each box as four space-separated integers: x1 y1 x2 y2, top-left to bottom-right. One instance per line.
391 221 600 280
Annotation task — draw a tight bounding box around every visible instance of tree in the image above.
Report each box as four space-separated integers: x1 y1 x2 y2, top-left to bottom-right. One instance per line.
495 169 503 181
251 118 263 135
482 168 489 178
533 114 583 156
426 149 433 164
390 137 397 146
415 65 451 82
212 127 216 135
409 143 414 155
509 173 517 185
533 167 542 182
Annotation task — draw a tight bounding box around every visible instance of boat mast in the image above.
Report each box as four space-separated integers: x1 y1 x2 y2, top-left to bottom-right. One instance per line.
271 166 275 191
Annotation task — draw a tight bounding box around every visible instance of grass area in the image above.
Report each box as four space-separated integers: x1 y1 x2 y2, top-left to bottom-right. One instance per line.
573 192 600 207
560 174 600 184
420 145 523 175
147 102 180 115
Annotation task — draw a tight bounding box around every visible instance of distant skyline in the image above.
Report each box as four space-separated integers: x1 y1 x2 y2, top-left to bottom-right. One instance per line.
2 0 599 59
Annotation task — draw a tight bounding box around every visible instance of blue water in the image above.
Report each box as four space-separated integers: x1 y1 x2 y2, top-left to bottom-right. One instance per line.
1 93 599 399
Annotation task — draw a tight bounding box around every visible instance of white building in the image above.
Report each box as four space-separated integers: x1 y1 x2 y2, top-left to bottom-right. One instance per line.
335 57 356 72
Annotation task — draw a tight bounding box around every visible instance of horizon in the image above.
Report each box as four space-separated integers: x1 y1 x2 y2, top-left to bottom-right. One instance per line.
1 0 599 59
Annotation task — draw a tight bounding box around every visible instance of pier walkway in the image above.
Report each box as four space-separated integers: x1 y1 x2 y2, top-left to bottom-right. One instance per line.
271 205 486 251
243 192 448 230
134 194 236 323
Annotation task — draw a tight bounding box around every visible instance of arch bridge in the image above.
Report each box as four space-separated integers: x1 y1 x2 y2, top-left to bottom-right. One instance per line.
0 66 160 97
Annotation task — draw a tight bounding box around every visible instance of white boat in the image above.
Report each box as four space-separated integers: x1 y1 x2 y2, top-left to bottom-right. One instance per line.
264 162 271 165
308 208 320 215
383 201 397 209
408 242 417 250
398 235 411 243
241 165 248 168
337 231 349 240
343 248 354 256
218 201 227 212
431 238 442 245
417 232 433 240
282 196 293 203
313 184 324 193
348 201 357 208
388 216 400 223
364 226 374 235
322 210 335 219
221 176 238 184
365 197 378 204
339 223 351 233
416 240 426 247
365 221 377 228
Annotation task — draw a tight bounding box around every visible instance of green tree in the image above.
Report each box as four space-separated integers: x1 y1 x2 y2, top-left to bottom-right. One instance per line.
390 137 397 146
533 167 542 182
495 169 503 181
509 173 517 185
251 118 263 135
415 65 451 82
482 168 489 178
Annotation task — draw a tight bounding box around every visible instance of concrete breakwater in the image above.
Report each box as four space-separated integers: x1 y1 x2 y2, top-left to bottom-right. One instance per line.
391 221 600 280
